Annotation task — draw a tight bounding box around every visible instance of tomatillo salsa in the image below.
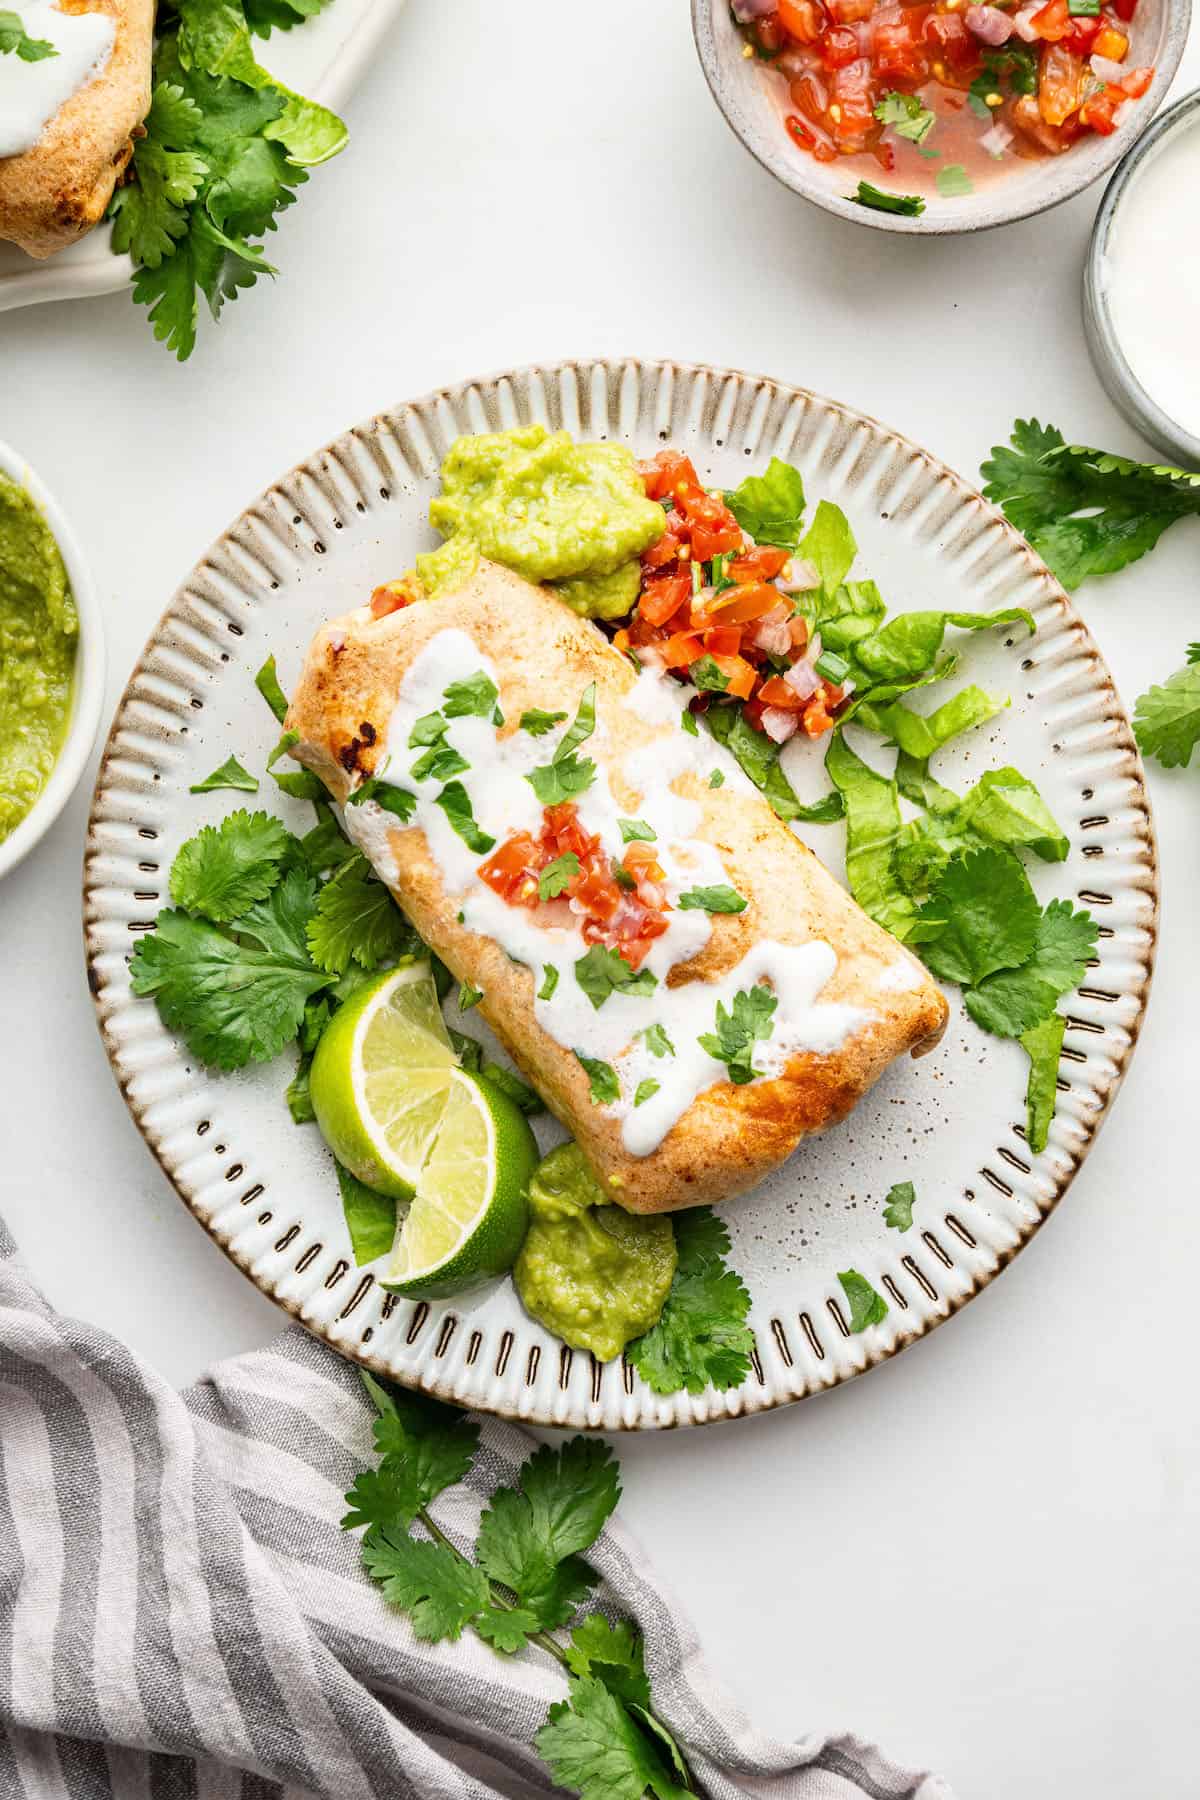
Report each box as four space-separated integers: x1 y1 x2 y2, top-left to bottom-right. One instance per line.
734 0 1154 204
0 471 77 847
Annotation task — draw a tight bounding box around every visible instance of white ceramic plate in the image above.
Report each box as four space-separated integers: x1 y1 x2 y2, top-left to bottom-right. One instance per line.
0 0 406 313
83 359 1157 1430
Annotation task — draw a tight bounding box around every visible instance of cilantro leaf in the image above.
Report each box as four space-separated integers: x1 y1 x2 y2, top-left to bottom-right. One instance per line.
527 753 597 805
299 804 359 875
435 782 495 854
574 946 658 1010
189 754 258 794
1133 660 1200 768
336 1162 395 1265
634 1079 660 1107
935 163 973 198
679 709 699 737
838 1269 888 1332
411 741 470 783
475 1605 543 1654
520 707 568 736
169 808 294 922
874 89 935 142
475 1438 620 1631
883 1181 915 1231
442 671 499 718
912 847 1040 986
344 1377 480 1531
724 456 806 548
0 10 56 58
347 778 417 822
130 873 331 1069
618 818 656 843
981 422 1200 590
848 180 925 217
536 1675 689 1800
539 852 580 900
964 898 1098 1037
689 655 730 693
481 1061 543 1116
558 684 598 760
640 1024 675 1058
409 712 447 748
628 1208 753 1396
458 982 483 1012
254 653 290 722
305 855 415 974
538 965 559 1001
360 1529 490 1643
677 885 747 915
698 984 777 1084
109 132 210 268
565 1616 652 1712
575 1052 619 1105
1021 1011 1065 1154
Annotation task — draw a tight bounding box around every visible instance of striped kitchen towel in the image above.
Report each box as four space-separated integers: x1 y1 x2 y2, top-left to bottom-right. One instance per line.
0 1215 954 1800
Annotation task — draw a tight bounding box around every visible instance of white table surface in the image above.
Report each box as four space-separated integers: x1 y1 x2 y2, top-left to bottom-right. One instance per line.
4 5 1198 1795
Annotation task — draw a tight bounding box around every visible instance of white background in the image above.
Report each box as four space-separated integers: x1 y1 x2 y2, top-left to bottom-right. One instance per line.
3 5 1198 1796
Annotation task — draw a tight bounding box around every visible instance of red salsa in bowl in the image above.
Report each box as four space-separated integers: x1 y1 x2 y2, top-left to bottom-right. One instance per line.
732 0 1155 211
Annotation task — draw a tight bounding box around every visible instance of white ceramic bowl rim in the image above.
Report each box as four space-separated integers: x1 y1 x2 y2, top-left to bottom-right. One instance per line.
691 0 1192 236
0 441 105 883
1084 86 1200 469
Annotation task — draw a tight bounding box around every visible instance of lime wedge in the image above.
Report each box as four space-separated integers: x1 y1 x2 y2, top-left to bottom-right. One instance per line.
309 963 456 1201
382 1068 538 1298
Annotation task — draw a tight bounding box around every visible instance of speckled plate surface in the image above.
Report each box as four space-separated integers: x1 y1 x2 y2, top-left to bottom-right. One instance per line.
83 359 1157 1430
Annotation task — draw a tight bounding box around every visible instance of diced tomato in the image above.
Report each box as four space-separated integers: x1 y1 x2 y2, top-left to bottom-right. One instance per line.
820 24 860 66
790 69 829 121
923 11 979 68
1029 0 1071 37
1092 22 1129 57
699 625 741 658
828 59 880 139
1112 0 1137 20
874 16 927 82
826 0 873 20
786 112 818 153
661 630 704 668
1079 84 1122 133
779 0 827 39
1038 42 1084 124
728 547 791 581
641 520 685 571
801 689 842 736
678 488 743 561
705 581 783 626
1061 13 1101 53
1010 91 1080 150
637 450 702 503
478 833 542 906
756 674 806 710
1119 64 1153 96
638 572 691 628
705 654 757 700
369 582 414 618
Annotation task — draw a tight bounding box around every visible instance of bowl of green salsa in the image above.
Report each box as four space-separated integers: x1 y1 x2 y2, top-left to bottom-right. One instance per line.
0 441 104 883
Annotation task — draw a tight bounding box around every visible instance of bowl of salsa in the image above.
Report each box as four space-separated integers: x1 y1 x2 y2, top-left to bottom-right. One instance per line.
0 440 104 884
692 0 1189 230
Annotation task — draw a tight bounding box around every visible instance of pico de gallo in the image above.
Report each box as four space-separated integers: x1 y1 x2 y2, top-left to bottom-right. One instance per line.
618 449 848 746
731 0 1154 200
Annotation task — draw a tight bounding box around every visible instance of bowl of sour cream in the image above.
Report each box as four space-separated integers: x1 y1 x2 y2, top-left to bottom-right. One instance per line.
1085 87 1200 466
0 440 104 883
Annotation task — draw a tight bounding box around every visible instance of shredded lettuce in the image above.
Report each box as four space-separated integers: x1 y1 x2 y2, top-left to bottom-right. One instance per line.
824 732 914 938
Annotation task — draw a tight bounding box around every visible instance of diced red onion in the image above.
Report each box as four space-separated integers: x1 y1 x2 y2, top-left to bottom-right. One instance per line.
1112 98 1132 129
966 4 1013 43
637 644 667 671
783 657 820 701
777 557 820 593
760 707 800 744
749 617 793 656
980 119 1014 155
731 0 776 19
1013 5 1041 38
1090 52 1127 82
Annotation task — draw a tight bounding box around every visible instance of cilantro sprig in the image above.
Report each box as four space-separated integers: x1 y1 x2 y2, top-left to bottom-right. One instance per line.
527 684 598 805
345 1376 695 1800
628 1209 754 1395
698 984 777 1085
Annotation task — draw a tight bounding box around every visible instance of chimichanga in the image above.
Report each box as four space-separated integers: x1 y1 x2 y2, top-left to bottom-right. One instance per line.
0 0 153 259
286 559 948 1214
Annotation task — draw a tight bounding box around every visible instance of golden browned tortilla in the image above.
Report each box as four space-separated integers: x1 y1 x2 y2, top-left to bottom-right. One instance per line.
287 560 949 1213
0 0 154 260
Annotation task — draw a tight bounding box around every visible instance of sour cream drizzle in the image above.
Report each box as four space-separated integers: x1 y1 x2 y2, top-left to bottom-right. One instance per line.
0 3 117 161
342 629 871 1158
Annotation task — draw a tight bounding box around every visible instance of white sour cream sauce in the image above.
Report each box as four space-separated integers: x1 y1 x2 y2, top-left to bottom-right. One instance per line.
0 3 117 161
343 629 872 1158
1103 120 1200 444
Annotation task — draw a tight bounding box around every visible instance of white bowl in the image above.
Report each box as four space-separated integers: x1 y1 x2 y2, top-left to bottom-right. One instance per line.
0 441 104 883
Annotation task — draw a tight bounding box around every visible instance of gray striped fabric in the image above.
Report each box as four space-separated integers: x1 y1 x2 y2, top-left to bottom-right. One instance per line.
0 1218 954 1800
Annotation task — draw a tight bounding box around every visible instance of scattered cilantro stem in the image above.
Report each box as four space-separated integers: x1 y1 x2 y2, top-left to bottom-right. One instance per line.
414 1509 573 1671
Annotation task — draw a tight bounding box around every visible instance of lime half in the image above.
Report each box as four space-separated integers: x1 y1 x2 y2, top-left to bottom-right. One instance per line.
382 1068 538 1298
309 963 456 1201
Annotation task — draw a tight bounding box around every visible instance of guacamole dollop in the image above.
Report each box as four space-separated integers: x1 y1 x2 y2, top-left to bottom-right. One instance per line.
514 1142 677 1362
427 424 664 619
0 472 77 846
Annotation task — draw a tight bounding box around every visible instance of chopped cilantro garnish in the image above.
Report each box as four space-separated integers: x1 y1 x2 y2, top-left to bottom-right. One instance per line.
640 1024 675 1058
698 985 777 1084
347 779 417 822
627 1209 754 1395
873 90 935 143
190 755 258 795
538 852 580 900
409 712 448 748
574 1051 620 1105
690 656 730 693
0 13 56 57
677 885 747 914
443 672 499 718
411 742 470 784
519 707 568 736
634 1078 660 1108
254 655 289 724
936 163 973 198
574 945 658 1010
883 1182 916 1231
618 818 656 843
848 181 925 217
680 709 699 737
838 1269 888 1332
708 769 724 788
613 865 636 890
435 782 495 854
538 965 559 1001
527 685 598 805
458 983 484 1012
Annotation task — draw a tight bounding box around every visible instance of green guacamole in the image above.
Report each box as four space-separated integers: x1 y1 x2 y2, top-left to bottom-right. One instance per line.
426 424 664 619
0 472 77 846
514 1143 676 1362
